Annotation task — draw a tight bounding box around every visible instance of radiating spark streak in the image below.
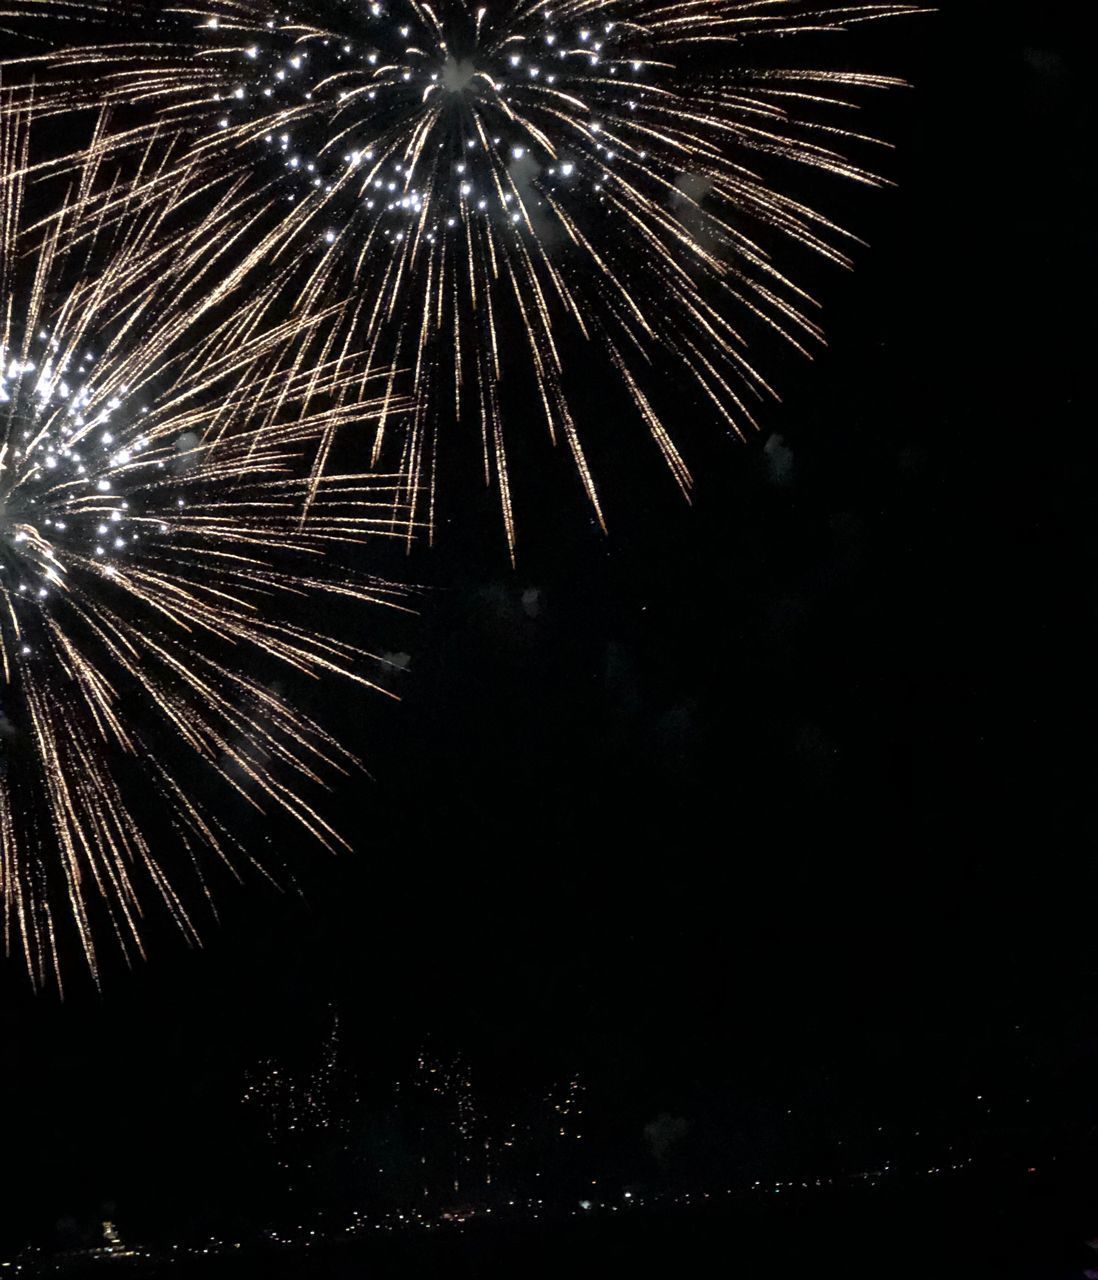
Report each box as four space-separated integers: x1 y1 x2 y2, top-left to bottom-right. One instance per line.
2 1 920 556
0 101 418 990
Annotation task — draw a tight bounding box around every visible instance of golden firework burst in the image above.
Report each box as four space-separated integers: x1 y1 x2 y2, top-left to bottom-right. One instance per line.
0 99 416 990
2 0 922 558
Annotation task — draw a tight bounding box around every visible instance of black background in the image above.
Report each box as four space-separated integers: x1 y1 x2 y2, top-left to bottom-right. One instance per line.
0 0 1083 1256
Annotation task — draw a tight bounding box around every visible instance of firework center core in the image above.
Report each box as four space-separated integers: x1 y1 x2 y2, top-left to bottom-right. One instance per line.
441 54 477 93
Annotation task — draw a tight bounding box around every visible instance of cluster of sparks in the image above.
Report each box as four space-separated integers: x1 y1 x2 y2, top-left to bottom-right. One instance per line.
4 0 919 556
244 1025 587 1204
410 1047 480 1195
0 102 414 990
243 1011 355 1145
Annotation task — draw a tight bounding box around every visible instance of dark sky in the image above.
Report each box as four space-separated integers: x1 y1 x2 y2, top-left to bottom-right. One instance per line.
0 0 1086 1250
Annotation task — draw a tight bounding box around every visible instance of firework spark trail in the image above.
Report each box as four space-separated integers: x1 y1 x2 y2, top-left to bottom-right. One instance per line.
2 1 920 557
0 100 417 991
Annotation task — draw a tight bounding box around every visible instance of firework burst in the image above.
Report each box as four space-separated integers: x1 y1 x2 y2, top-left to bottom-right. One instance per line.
0 101 416 991
3 0 920 555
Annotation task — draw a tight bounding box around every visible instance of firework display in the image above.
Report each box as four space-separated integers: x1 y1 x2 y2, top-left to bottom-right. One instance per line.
0 103 414 990
0 1 919 987
3 0 918 554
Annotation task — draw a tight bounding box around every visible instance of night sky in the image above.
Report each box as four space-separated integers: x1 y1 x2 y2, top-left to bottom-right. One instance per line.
0 0 1087 1262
